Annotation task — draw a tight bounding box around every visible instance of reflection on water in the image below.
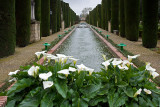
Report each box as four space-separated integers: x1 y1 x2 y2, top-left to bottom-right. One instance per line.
54 27 113 72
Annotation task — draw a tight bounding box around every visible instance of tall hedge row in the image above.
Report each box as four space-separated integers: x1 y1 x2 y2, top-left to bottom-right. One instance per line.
57 0 61 31
119 0 125 37
0 0 16 57
101 0 105 29
111 0 119 32
35 0 41 21
107 0 111 21
125 0 139 41
142 0 158 48
41 0 50 37
16 0 31 47
97 5 102 27
50 0 57 33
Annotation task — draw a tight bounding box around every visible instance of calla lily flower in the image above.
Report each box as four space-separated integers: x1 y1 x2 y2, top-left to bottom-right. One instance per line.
146 63 156 73
70 58 79 65
112 59 123 67
35 52 42 60
128 54 140 62
28 66 39 77
51 55 59 62
8 70 20 76
56 54 67 63
43 81 54 89
134 88 142 97
9 78 17 82
42 53 48 61
77 64 87 73
144 88 152 94
86 67 94 75
122 60 133 66
102 54 107 61
69 67 77 72
47 55 53 63
118 65 129 70
39 72 52 80
102 61 110 70
57 69 70 77
151 71 159 79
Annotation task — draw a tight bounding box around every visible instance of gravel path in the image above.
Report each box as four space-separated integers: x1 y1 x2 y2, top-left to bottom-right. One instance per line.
0 28 71 83
96 27 160 74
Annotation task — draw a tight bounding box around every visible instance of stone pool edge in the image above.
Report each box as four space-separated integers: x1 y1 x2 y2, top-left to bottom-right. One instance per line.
0 27 76 107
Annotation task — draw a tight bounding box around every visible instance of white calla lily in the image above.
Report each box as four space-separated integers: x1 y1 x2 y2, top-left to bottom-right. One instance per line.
146 63 156 73
144 88 152 94
28 66 39 77
77 64 87 73
118 65 129 70
57 69 70 77
69 67 77 72
43 81 54 89
39 72 52 80
102 61 110 70
8 70 20 76
112 60 123 67
47 55 53 63
134 88 142 97
35 52 42 59
151 71 159 79
86 67 94 75
70 58 79 65
128 54 140 62
9 78 17 82
122 60 133 66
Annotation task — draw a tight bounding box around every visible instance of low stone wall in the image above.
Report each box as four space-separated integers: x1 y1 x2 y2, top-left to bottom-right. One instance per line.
30 21 40 43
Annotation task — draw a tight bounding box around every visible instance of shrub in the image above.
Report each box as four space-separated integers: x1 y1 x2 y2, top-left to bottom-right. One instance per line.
142 0 158 48
50 0 57 33
35 0 41 21
16 0 31 47
119 0 125 37
0 0 16 58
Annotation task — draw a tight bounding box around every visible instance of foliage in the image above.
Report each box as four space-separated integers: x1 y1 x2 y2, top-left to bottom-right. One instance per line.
2 51 160 107
111 0 119 33
142 0 158 48
35 0 41 21
41 0 50 37
124 0 140 41
56 0 61 31
16 0 31 47
119 0 125 37
0 0 16 58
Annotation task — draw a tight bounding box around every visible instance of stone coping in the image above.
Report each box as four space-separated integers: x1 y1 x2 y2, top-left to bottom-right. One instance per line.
0 27 76 107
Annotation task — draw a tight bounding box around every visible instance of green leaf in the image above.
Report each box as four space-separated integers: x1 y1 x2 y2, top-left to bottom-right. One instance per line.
30 87 42 97
7 78 34 96
122 86 134 98
89 95 107 106
117 81 128 88
18 89 41 107
72 97 88 107
60 100 71 107
76 71 86 88
41 90 56 107
54 78 68 98
80 83 102 98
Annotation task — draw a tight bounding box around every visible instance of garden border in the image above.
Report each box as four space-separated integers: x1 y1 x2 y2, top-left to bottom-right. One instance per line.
0 26 76 107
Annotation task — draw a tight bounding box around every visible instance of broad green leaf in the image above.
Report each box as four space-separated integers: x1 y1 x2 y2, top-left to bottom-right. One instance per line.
30 87 42 97
60 100 71 107
80 83 101 98
18 89 41 107
117 81 128 88
7 78 34 96
76 71 86 88
89 95 107 106
72 97 88 107
41 90 56 107
55 78 68 98
122 86 134 98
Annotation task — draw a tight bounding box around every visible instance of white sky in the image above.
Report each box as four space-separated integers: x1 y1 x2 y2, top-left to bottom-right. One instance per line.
63 0 102 15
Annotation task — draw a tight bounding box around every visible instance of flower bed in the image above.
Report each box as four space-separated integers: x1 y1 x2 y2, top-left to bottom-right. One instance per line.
1 52 160 107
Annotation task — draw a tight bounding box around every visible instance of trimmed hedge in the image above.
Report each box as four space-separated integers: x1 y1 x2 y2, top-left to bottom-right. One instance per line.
0 0 16 57
119 0 125 37
16 0 31 47
142 0 158 48
35 0 41 21
125 0 139 41
50 0 57 33
107 0 111 21
111 0 119 32
57 0 61 31
97 5 102 28
41 0 50 37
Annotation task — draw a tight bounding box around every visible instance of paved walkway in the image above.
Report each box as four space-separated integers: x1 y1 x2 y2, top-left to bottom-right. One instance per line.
96 27 160 73
0 27 71 83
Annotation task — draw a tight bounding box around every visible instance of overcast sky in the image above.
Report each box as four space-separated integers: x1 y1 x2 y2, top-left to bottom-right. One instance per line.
63 0 102 15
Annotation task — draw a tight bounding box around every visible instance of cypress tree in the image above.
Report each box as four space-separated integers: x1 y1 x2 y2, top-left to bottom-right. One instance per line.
101 0 105 29
35 0 41 21
0 0 16 58
119 0 125 37
103 0 108 30
57 0 61 31
142 0 158 48
111 0 119 32
107 0 111 21
97 5 102 28
50 0 57 33
125 0 139 41
41 0 50 37
16 0 31 47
